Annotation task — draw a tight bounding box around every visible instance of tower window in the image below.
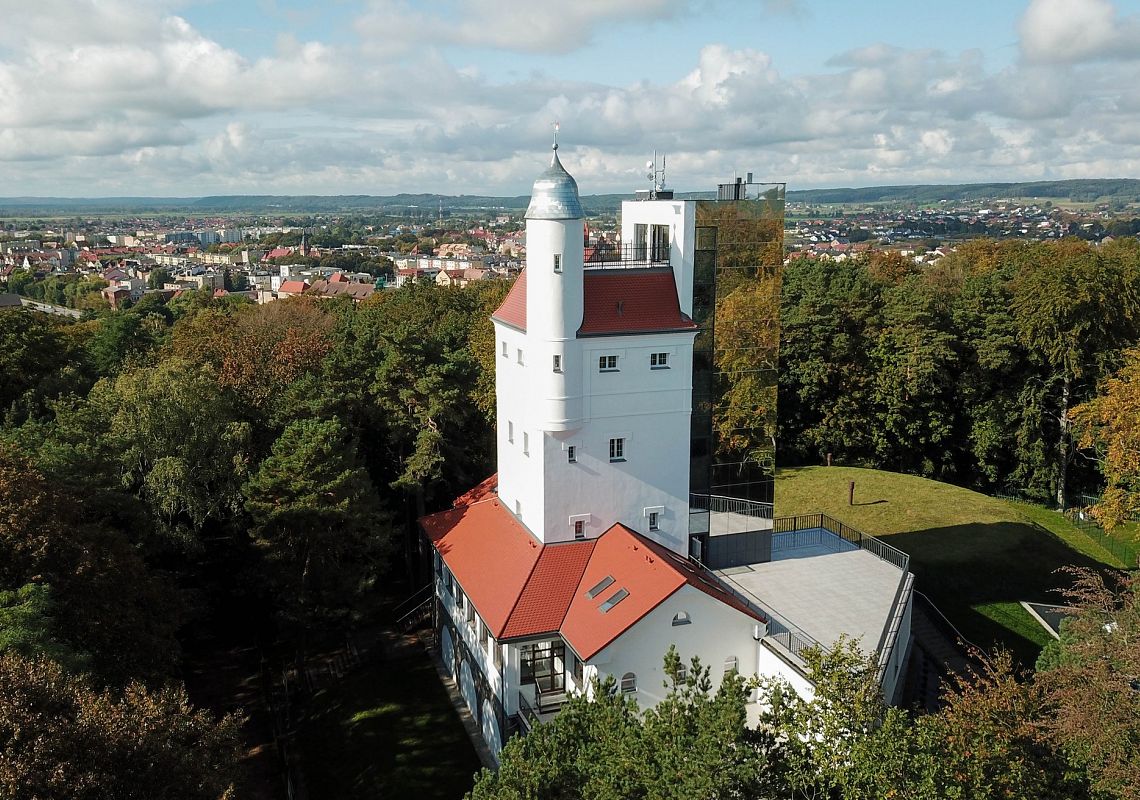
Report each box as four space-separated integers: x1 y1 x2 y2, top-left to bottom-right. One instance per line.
567 445 576 463
609 437 625 462
501 341 508 357
553 253 562 273
508 421 514 443
553 354 562 373
517 348 524 365
515 499 522 516
523 432 529 455
650 352 669 368
574 520 585 539
598 355 618 372
648 511 660 531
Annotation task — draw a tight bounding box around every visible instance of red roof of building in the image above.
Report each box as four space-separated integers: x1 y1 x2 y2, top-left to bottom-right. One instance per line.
491 268 696 338
423 484 763 660
492 272 527 331
578 268 697 337
422 497 542 637
278 280 309 294
501 541 595 639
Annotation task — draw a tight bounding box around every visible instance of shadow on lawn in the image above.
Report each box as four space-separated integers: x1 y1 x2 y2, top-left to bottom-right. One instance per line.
886 521 1114 668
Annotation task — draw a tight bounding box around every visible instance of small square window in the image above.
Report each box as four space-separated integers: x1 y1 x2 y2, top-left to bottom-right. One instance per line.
599 355 618 372
574 519 585 539
650 352 669 368
553 354 562 372
553 253 562 273
567 445 576 463
609 437 625 462
648 511 659 531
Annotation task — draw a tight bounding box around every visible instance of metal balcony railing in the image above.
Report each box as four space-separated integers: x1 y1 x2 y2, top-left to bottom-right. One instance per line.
584 241 671 269
774 513 910 572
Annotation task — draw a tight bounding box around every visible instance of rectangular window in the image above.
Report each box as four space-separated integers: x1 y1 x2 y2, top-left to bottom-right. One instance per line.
572 651 584 686
493 640 503 672
553 253 562 273
648 511 659 531
553 354 562 372
586 575 615 599
515 499 522 516
598 355 618 372
609 437 625 462
517 348 524 365
574 519 585 539
598 588 629 613
650 352 669 368
467 605 476 631
502 341 508 357
455 586 465 611
567 445 576 463
508 421 514 442
523 432 529 455
444 567 453 596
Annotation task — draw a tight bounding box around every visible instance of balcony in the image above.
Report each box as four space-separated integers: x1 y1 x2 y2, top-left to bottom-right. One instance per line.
584 241 671 270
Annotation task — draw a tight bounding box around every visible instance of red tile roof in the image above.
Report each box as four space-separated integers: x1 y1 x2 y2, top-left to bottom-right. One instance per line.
491 268 696 338
501 541 595 639
579 268 697 337
278 280 309 294
492 272 527 331
421 497 542 637
423 485 764 660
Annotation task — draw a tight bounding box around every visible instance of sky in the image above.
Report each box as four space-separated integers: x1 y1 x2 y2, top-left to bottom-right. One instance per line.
2 0 1140 197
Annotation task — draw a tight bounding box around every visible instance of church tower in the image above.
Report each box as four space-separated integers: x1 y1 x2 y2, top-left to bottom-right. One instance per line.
492 141 699 555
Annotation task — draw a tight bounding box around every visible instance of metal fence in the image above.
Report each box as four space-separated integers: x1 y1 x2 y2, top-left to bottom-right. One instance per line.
994 492 1140 568
691 493 775 520
773 513 911 572
584 241 671 269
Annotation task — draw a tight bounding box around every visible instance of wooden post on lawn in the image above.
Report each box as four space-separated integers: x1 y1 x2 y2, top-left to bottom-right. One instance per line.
848 481 855 506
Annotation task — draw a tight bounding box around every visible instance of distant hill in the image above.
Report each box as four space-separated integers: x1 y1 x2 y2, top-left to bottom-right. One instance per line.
784 179 1140 205
1 178 1138 216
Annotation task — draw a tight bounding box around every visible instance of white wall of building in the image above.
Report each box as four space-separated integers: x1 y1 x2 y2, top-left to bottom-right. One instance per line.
620 200 696 316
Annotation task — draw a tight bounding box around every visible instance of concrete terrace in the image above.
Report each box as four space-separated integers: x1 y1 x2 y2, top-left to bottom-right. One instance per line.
721 528 905 653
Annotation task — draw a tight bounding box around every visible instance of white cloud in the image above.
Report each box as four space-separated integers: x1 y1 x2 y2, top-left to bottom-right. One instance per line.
1019 0 1140 63
1 1 1140 195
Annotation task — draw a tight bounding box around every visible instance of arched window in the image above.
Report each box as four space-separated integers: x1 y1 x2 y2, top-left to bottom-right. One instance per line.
671 611 691 626
620 672 637 694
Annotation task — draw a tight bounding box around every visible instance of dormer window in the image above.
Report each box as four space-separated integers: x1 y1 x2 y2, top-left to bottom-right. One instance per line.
553 253 562 273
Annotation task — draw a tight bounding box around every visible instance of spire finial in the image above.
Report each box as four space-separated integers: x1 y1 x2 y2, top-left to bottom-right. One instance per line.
552 121 559 151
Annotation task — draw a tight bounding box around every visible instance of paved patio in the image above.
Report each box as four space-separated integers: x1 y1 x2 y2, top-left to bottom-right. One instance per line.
720 528 905 651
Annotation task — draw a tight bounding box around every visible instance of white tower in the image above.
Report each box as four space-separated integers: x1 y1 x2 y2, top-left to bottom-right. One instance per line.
493 140 698 555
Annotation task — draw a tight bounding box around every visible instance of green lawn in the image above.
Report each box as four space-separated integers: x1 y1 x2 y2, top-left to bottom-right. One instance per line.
298 650 483 800
776 466 1123 666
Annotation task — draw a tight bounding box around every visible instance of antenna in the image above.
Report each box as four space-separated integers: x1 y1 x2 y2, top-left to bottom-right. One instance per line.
645 150 667 194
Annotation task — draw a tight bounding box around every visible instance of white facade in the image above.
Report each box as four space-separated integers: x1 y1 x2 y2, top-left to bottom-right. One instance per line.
620 200 697 316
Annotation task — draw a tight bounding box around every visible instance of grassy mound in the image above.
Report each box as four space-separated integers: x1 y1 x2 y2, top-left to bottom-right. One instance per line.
776 466 1122 665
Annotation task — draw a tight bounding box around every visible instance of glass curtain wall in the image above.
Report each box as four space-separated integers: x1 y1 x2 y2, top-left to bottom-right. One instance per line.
690 184 785 507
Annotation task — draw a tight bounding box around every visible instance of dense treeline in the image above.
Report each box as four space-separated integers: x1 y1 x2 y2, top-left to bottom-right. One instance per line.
778 238 1140 507
0 280 509 795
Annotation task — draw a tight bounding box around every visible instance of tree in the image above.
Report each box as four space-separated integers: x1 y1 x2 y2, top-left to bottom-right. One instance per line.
0 583 87 671
1037 569 1140 799
1071 346 1140 530
1011 239 1140 508
0 444 180 684
0 653 242 800
245 418 391 633
147 268 171 289
469 648 782 800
